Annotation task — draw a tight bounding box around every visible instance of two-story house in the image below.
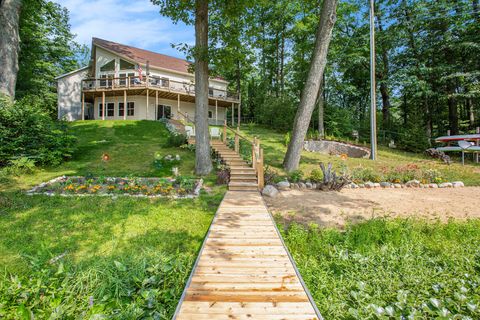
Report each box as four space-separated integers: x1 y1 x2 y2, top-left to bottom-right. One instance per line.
56 38 240 124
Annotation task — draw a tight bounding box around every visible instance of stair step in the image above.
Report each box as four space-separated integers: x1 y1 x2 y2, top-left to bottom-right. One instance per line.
228 181 259 191
231 173 257 178
230 167 256 172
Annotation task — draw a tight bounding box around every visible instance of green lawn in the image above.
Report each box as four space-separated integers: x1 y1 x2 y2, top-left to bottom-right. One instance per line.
237 124 480 185
1 120 201 192
0 120 224 319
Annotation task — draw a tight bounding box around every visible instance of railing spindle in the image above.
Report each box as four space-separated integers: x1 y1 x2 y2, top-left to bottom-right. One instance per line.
234 127 240 153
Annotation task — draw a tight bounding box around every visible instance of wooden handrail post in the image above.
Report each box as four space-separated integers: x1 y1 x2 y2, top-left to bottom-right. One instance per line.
252 137 257 171
257 148 264 190
223 120 227 143
234 127 240 153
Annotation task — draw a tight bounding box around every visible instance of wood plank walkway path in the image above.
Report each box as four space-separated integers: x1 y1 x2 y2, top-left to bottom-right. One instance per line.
173 191 322 319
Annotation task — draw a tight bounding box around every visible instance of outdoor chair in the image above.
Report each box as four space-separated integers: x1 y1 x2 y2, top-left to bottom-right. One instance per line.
185 125 195 139
210 127 221 139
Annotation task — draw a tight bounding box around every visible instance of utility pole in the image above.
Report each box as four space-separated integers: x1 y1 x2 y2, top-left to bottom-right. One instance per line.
369 0 377 160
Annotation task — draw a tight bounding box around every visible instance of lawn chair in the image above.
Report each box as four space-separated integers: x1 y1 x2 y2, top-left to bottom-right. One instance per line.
458 140 474 165
210 127 221 139
185 125 195 139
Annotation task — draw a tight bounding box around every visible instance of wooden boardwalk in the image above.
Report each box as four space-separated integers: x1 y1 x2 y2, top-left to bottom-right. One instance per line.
173 191 321 320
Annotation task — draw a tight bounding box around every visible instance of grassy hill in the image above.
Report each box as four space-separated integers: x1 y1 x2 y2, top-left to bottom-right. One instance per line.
0 120 223 319
238 125 480 185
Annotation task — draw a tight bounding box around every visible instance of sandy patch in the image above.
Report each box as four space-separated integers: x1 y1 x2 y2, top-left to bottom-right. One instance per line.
265 187 480 228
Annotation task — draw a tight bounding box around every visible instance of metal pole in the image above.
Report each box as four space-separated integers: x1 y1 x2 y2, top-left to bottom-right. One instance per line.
369 0 377 160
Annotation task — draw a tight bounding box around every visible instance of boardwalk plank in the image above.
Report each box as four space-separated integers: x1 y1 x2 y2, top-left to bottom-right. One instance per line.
173 189 320 319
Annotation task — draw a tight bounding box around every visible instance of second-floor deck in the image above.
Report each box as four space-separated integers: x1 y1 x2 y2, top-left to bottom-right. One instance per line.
82 75 239 107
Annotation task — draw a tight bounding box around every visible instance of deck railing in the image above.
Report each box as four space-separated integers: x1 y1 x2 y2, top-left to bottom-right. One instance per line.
81 75 239 101
222 120 264 189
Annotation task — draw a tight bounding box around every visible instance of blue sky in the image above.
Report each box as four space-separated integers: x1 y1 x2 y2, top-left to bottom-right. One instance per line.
54 0 194 59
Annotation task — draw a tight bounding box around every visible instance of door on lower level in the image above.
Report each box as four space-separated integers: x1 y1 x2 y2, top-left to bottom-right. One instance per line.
156 104 171 120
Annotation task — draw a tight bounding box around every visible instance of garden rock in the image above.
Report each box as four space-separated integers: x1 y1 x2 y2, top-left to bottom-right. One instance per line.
380 182 392 188
358 184 365 188
298 182 306 189
277 181 290 190
406 180 420 187
439 182 453 188
429 183 438 188
373 183 381 188
305 182 313 189
262 185 279 198
452 181 464 188
365 182 375 189
311 183 317 189
394 184 402 188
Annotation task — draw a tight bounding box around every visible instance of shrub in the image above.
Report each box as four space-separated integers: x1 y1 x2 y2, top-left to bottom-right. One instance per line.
6 157 36 175
0 95 77 166
216 165 230 185
174 176 196 192
164 132 187 148
264 166 280 185
288 169 303 183
309 169 324 182
350 167 381 183
284 132 291 147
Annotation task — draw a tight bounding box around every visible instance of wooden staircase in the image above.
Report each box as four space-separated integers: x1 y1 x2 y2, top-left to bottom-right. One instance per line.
211 140 260 191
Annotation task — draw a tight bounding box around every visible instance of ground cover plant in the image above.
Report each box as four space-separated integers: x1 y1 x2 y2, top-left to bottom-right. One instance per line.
0 120 223 318
280 218 480 319
236 125 480 186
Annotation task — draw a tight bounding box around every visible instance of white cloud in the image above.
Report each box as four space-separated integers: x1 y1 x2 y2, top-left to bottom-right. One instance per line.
54 0 194 58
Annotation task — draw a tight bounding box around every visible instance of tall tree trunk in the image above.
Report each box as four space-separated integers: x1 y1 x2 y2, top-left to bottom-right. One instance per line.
280 24 285 94
283 0 338 172
0 0 22 98
448 93 459 135
376 6 391 129
317 75 325 138
194 0 212 175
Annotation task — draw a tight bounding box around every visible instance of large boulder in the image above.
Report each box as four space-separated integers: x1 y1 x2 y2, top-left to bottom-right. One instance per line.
277 181 290 190
262 185 279 198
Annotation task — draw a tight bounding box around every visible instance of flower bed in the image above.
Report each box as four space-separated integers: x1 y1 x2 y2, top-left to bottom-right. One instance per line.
27 176 203 198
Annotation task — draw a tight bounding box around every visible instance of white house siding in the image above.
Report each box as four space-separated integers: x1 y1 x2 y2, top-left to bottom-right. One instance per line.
93 95 226 123
57 68 88 121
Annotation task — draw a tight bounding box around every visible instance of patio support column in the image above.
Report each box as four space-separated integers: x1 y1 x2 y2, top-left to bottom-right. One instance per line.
146 89 149 120
102 91 105 121
215 100 218 125
177 93 180 111
123 90 127 120
231 102 234 127
81 92 85 120
155 90 158 120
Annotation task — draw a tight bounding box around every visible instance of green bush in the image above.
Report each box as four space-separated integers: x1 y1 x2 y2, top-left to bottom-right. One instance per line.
309 169 324 182
164 132 187 148
5 157 36 175
288 169 304 183
0 95 77 166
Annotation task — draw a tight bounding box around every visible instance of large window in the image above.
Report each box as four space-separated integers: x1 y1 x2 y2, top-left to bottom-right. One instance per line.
127 102 135 116
100 59 115 72
118 102 125 117
120 59 135 70
98 103 104 117
107 103 114 117
208 111 213 119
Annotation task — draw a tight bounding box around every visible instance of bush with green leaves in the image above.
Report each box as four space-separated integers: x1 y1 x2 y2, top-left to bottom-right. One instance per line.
164 132 187 148
0 95 77 166
309 169 324 182
288 169 304 183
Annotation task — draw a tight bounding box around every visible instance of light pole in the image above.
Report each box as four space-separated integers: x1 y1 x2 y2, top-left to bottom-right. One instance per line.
369 0 377 160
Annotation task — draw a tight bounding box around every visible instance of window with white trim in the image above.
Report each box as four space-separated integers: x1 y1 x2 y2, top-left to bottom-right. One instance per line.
127 102 135 116
106 103 114 117
118 102 125 116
